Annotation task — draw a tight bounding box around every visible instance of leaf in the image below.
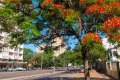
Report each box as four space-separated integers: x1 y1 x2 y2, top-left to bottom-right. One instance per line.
32 29 39 36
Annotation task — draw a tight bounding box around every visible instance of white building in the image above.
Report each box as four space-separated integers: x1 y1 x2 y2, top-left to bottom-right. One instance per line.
36 44 45 53
0 26 24 69
36 37 67 56
0 1 24 69
102 38 120 61
52 37 67 56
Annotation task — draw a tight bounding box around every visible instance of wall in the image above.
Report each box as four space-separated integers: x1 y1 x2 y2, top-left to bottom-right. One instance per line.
106 61 120 80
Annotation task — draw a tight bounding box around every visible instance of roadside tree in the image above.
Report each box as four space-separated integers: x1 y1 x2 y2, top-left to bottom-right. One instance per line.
23 48 34 68
1 0 120 80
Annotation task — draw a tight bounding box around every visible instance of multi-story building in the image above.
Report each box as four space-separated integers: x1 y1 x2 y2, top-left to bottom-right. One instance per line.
102 38 120 61
36 37 67 56
0 26 23 69
52 37 67 56
36 44 45 53
0 1 24 69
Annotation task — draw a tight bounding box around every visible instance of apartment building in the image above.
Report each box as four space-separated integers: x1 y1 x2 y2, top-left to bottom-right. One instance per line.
36 44 45 53
36 37 67 56
102 38 120 61
0 26 23 69
52 37 67 56
0 1 24 69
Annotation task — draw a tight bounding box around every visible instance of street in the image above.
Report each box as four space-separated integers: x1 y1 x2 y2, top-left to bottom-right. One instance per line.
0 69 115 80
0 70 56 80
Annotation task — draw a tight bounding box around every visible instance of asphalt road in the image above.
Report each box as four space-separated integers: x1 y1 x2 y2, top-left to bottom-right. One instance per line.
0 69 114 80
0 70 59 80
0 69 78 80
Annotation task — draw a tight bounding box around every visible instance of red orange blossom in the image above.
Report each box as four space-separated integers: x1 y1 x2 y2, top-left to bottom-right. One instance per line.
81 33 101 45
101 17 120 41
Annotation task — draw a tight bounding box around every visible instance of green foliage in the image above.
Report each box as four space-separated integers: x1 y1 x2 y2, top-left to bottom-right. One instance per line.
0 8 16 31
89 43 107 60
105 0 116 3
0 1 118 77
85 0 97 4
55 49 82 66
34 48 54 67
21 20 40 37
23 48 34 64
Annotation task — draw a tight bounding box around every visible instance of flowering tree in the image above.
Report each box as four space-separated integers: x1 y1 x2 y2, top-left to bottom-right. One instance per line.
1 0 120 80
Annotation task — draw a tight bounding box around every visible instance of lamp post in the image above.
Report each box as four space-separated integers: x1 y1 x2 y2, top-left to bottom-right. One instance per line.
37 45 44 70
53 52 56 72
41 53 43 70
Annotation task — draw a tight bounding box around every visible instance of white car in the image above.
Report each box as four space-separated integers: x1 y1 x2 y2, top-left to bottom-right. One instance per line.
8 68 17 71
80 66 84 73
16 67 26 71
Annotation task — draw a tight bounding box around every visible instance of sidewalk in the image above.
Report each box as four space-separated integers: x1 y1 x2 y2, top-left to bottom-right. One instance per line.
2 70 115 80
74 70 115 80
33 70 115 80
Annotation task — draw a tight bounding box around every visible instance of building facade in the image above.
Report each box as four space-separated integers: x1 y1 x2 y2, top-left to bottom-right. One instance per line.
36 37 67 56
36 44 45 53
0 26 23 69
102 38 120 61
52 37 67 56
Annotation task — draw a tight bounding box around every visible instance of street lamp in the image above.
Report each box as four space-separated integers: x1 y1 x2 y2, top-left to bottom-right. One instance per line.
53 52 57 72
41 52 43 70
37 45 44 70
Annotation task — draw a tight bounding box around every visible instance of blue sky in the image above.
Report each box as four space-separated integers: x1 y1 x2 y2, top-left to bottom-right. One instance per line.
24 0 106 52
24 35 105 52
24 44 36 52
24 37 78 52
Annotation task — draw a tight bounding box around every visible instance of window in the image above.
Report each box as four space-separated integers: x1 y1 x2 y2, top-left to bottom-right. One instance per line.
19 54 22 56
0 37 2 41
0 30 2 34
19 48 22 51
9 52 13 55
15 47 18 51
10 47 13 49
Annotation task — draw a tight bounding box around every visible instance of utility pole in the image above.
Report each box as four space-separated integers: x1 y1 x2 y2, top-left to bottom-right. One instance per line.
41 53 43 70
37 45 44 70
53 53 56 72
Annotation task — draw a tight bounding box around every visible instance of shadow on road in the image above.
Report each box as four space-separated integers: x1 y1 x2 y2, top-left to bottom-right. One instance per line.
33 70 115 80
34 77 113 80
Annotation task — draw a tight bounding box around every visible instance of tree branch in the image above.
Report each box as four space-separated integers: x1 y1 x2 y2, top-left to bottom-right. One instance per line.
69 0 73 5
71 27 81 42
78 18 82 37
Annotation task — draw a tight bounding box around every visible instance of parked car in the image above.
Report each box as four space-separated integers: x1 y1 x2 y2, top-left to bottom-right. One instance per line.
15 67 26 71
0 68 2 72
8 68 13 71
2 68 8 71
80 65 84 73
8 68 17 71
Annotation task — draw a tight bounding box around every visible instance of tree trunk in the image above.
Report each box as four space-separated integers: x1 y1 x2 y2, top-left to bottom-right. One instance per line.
84 57 90 80
82 49 90 80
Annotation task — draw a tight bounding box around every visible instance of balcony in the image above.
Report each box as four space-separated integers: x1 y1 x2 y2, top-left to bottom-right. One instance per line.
8 46 14 52
0 33 4 38
1 56 9 60
0 37 4 45
0 53 2 58
2 52 9 60
0 48 2 52
0 41 4 45
18 57 23 61
9 52 14 59
14 57 18 60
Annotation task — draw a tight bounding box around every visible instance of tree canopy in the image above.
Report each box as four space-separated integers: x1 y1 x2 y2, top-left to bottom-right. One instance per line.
1 0 120 80
1 0 120 45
